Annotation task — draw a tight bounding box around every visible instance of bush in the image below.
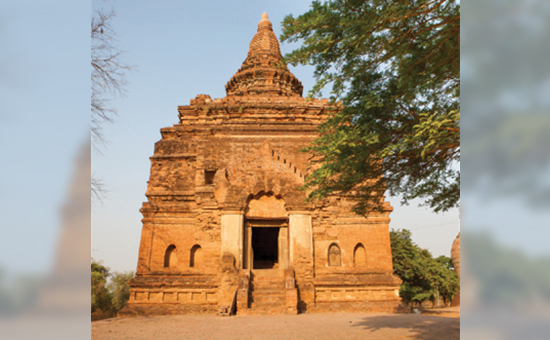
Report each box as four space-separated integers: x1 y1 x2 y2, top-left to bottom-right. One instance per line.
390 229 459 306
91 259 134 320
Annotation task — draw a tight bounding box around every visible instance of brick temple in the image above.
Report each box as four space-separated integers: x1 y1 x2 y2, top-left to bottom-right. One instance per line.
121 13 403 316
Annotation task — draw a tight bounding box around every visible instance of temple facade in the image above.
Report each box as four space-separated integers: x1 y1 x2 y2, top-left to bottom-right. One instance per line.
121 13 403 316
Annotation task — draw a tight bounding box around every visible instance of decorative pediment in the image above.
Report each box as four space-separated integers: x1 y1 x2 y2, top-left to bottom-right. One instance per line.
213 141 310 210
245 194 287 218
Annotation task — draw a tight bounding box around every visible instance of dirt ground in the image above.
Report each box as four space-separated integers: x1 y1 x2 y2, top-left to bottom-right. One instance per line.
91 307 459 340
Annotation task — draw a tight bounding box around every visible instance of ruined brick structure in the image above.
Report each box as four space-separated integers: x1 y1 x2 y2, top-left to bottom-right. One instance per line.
121 13 403 316
451 232 460 307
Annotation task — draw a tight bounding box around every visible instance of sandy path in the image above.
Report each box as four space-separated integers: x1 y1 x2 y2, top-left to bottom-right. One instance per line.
92 310 459 340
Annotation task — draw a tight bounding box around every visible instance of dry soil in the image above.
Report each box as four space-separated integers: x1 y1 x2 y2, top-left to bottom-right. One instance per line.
92 307 460 340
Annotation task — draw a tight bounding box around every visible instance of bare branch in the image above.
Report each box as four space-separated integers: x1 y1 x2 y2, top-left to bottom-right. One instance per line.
92 176 107 202
91 8 134 149
91 7 134 201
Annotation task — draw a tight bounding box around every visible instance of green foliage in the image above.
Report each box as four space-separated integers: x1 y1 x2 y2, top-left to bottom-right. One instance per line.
91 259 113 314
281 0 460 214
107 271 134 312
390 229 459 306
433 255 459 305
91 258 134 318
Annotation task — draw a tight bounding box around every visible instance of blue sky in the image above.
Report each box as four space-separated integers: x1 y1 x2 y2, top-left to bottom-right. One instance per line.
0 0 89 276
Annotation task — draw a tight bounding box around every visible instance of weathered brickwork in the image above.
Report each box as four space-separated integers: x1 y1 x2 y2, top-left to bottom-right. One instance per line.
120 13 404 317
451 232 460 307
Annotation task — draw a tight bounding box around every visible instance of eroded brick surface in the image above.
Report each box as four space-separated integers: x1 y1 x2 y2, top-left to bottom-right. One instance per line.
451 232 460 307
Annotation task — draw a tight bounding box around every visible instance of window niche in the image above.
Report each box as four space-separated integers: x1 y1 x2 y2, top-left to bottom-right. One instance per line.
190 245 203 268
164 245 177 268
328 243 341 267
354 243 367 268
205 170 217 185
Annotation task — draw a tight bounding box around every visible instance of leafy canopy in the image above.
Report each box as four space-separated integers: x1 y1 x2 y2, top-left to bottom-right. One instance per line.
281 0 460 214
390 229 459 305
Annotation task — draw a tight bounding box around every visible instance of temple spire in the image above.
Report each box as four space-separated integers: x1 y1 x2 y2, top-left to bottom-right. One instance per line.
224 12 303 97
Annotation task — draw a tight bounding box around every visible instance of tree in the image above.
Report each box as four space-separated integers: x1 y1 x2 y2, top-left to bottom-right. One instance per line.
390 229 459 306
91 259 134 318
281 0 460 214
107 271 134 312
433 255 459 305
91 259 113 314
91 7 132 199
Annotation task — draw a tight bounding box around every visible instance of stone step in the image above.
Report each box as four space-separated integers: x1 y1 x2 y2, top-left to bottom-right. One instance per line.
251 278 284 284
249 294 285 304
251 279 284 286
249 301 286 310
237 306 288 316
245 271 288 314
251 277 284 281
250 284 285 291
252 272 283 278
251 277 284 282
250 277 284 284
251 269 282 278
251 279 283 284
249 285 285 295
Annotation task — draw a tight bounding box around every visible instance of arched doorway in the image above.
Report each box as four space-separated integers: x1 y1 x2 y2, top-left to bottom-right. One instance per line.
244 193 289 271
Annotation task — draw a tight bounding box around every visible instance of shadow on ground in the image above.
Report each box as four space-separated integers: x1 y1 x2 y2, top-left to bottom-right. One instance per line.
352 314 460 340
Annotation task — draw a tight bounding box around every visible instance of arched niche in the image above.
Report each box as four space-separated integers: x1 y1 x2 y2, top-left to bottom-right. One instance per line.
164 245 177 268
190 245 203 268
245 192 287 219
328 243 341 267
354 243 367 268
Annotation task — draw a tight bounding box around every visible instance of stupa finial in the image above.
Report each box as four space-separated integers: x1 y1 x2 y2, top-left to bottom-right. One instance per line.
258 12 272 29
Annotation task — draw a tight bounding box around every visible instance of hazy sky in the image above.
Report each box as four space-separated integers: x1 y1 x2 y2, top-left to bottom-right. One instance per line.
91 0 460 273
0 0 89 276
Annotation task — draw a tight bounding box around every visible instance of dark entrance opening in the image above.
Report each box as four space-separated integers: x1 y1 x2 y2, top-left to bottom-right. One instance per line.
252 227 279 269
